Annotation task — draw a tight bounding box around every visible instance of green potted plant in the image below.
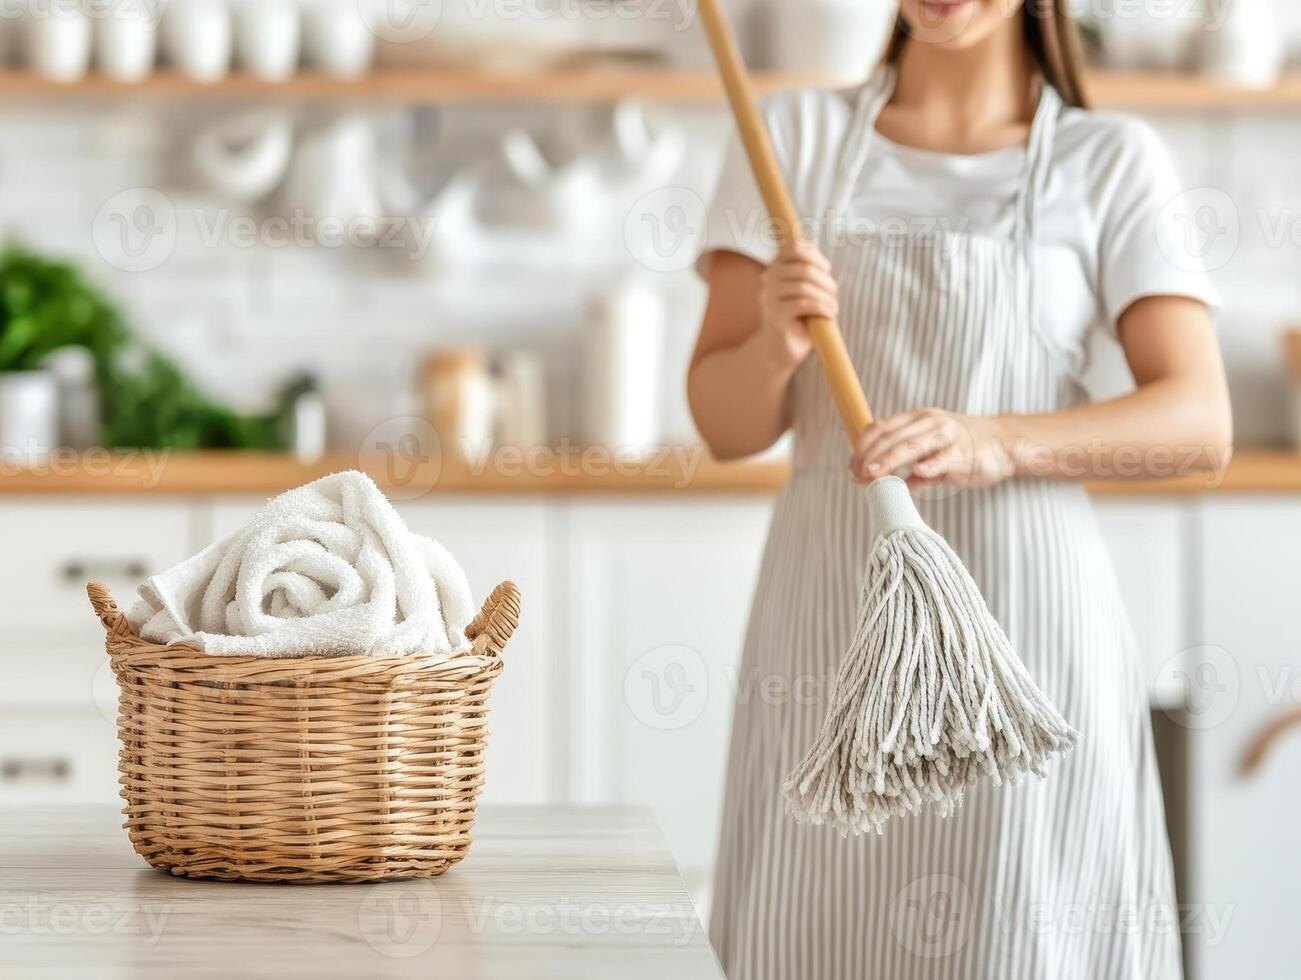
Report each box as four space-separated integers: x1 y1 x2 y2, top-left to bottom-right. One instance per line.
0 248 123 460
0 245 288 457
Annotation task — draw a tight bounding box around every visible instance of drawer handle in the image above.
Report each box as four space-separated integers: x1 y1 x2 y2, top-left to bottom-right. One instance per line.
0 757 72 784
1241 706 1301 776
60 558 149 582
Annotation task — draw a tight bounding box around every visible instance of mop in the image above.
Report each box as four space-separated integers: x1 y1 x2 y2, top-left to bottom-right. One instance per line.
697 0 1079 835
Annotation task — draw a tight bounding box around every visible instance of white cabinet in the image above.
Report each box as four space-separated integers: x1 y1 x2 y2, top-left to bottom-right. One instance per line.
1191 499 1301 980
564 498 772 894
23 482 1301 980
1092 500 1192 704
399 499 555 805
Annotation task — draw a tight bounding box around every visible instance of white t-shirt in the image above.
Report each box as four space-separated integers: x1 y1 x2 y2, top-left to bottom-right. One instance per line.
699 85 1220 358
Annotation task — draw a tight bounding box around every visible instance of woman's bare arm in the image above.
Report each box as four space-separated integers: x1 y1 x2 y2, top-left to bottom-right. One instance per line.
1000 295 1232 479
688 245 836 460
851 295 1233 487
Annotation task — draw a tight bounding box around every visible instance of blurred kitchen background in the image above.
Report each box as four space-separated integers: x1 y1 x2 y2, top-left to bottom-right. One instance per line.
3 1 1301 977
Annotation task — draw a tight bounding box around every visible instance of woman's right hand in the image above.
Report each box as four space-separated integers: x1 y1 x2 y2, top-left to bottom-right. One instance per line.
757 241 838 369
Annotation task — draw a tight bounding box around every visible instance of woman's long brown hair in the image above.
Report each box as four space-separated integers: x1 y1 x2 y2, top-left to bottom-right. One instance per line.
883 0 1089 109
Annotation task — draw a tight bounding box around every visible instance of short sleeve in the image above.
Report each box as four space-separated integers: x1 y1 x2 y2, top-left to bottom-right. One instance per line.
694 88 851 278
1095 118 1222 328
694 129 783 275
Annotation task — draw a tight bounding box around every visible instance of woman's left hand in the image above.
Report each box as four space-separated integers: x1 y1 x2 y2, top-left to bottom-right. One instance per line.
850 409 1018 491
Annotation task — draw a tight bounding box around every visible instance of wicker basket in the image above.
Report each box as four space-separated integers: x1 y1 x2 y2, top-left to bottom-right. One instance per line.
86 579 520 884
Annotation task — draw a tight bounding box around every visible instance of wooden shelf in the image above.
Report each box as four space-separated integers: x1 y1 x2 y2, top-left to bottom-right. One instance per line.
0 449 790 496
0 65 842 104
3 64 1301 107
1084 70 1301 109
2 448 1299 497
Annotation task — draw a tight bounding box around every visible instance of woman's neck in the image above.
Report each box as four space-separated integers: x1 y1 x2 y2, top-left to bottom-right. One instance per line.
885 15 1038 152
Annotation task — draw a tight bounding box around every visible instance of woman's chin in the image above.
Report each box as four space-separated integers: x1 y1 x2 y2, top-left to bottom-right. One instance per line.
903 0 1006 50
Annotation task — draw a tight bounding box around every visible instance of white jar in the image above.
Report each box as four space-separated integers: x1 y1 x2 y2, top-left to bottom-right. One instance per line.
233 0 299 81
0 370 59 463
580 279 664 452
162 0 231 81
95 0 158 82
301 0 373 77
26 0 93 81
1198 0 1282 88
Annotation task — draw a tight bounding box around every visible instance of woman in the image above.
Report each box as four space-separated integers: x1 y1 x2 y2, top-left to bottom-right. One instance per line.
688 2 1232 978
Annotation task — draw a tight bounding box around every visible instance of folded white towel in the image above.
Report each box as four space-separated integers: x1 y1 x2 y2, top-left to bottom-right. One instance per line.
127 471 475 657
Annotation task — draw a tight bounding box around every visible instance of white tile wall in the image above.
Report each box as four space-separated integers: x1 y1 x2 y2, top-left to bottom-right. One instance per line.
0 93 1298 446
0 98 722 444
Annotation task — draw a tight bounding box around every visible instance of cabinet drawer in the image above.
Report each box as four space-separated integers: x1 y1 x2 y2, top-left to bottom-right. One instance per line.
566 498 772 890
398 499 554 805
0 499 194 627
0 628 116 712
0 710 120 806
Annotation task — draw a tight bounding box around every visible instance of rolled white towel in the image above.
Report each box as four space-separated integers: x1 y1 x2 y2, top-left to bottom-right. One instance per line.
126 471 474 657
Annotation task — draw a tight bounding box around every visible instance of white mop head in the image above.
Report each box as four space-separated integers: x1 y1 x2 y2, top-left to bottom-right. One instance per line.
782 476 1079 835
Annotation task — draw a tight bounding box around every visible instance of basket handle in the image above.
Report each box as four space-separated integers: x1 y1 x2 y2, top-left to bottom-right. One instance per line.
465 581 521 658
87 581 133 642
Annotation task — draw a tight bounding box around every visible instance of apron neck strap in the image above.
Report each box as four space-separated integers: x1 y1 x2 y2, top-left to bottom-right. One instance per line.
826 68 1064 243
826 67 898 221
1014 83 1062 241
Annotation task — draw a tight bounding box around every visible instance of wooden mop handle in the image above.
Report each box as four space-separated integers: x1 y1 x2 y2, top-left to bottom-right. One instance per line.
696 0 874 434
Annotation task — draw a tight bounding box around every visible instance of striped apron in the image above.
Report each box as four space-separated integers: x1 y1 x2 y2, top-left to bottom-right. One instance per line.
709 71 1182 980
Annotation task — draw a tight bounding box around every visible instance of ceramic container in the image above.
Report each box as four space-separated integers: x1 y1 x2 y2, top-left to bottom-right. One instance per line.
0 370 59 462
1197 0 1282 88
192 109 294 202
232 0 299 80
95 0 158 81
162 0 231 82
301 0 373 77
580 279 664 451
26 1 93 81
494 351 547 449
279 114 384 241
423 349 496 457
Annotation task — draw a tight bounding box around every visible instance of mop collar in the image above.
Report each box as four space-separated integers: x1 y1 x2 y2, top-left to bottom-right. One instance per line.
865 475 930 551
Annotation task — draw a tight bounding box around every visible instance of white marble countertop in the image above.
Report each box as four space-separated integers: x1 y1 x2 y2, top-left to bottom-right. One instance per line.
0 805 724 980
